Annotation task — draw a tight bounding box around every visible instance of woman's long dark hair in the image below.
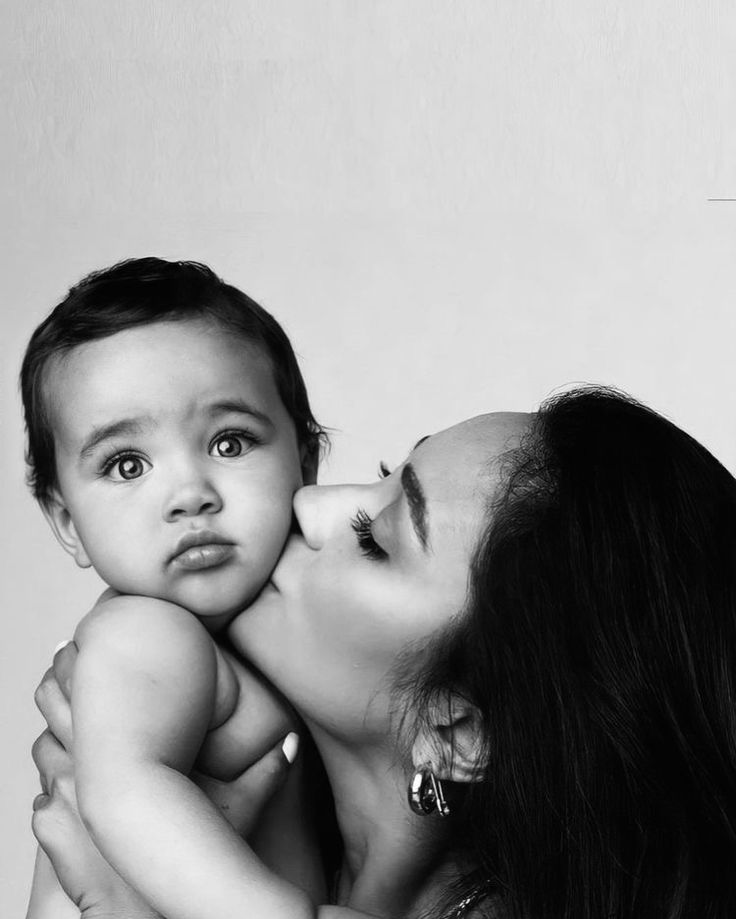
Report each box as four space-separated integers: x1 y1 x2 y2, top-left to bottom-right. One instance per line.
425 388 736 918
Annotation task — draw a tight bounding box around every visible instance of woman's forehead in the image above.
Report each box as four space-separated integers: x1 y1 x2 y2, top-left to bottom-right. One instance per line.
416 412 532 465
401 413 531 558
407 412 532 514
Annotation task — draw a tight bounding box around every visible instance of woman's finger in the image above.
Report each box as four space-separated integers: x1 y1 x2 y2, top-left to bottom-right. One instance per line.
34 668 74 751
52 639 78 700
31 774 151 918
32 729 72 796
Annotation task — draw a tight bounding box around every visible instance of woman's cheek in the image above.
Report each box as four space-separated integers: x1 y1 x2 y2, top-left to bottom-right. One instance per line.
309 564 403 656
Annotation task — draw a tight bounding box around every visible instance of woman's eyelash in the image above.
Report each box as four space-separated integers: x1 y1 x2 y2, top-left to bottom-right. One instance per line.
351 508 388 561
378 461 392 479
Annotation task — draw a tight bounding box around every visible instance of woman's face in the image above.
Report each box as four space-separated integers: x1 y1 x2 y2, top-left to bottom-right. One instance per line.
229 412 530 739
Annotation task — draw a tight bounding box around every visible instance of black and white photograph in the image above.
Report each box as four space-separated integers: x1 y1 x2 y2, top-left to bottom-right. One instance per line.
2 4 736 917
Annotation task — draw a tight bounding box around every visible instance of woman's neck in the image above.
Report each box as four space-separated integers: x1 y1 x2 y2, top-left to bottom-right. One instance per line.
309 723 464 919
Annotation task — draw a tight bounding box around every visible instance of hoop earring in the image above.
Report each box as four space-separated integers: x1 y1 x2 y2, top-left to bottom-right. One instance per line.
408 764 450 817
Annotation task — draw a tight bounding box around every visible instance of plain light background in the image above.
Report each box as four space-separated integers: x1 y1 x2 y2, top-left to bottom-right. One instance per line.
2 2 736 912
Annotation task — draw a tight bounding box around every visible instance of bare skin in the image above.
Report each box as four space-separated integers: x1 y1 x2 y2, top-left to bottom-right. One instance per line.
33 413 532 919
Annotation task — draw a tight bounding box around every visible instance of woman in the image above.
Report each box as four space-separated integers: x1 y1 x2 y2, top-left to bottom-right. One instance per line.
32 388 736 918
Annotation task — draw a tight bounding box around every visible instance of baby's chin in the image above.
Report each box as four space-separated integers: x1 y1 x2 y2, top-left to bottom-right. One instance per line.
176 584 263 630
137 579 264 632
104 569 266 631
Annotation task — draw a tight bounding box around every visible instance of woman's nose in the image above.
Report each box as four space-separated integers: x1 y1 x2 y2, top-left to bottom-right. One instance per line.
164 472 223 521
294 483 366 550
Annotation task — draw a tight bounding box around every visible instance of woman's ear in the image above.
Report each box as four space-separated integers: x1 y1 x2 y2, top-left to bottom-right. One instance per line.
41 493 92 569
411 693 487 784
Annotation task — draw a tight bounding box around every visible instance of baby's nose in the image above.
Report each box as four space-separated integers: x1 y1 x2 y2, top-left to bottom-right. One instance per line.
164 477 222 520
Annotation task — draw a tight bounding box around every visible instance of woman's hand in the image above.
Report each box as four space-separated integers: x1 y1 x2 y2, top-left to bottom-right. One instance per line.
32 724 158 919
33 640 76 748
32 641 157 917
31 637 302 912
35 638 295 838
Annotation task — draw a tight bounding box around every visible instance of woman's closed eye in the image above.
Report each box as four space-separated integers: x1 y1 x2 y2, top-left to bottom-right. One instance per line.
209 428 261 459
100 451 152 481
351 508 388 561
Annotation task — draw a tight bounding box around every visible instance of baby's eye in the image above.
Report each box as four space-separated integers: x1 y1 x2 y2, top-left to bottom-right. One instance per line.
209 430 258 459
103 453 151 481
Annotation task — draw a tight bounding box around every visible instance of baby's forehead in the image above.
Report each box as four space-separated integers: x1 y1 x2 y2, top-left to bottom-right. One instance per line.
43 322 288 444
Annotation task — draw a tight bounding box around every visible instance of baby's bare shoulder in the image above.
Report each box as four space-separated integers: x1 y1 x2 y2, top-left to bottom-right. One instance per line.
74 594 214 666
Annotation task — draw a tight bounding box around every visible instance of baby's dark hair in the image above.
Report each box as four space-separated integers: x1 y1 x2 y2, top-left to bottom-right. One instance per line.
21 257 327 505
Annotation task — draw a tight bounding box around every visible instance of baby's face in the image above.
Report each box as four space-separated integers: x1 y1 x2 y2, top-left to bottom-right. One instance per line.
43 319 303 626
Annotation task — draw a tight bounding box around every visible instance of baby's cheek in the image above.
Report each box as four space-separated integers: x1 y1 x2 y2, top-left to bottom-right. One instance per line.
86 536 161 597
248 490 294 546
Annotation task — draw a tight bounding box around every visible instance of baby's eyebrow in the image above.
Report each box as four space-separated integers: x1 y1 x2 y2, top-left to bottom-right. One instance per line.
79 418 149 459
208 399 274 428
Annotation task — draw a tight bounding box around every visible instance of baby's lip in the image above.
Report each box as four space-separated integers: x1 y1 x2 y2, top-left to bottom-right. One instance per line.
169 529 233 564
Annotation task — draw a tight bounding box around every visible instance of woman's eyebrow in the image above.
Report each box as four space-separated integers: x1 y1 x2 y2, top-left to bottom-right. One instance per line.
401 463 429 550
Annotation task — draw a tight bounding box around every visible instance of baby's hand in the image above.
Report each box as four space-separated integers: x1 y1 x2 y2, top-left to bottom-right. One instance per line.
192 732 298 837
192 645 303 842
195 644 300 782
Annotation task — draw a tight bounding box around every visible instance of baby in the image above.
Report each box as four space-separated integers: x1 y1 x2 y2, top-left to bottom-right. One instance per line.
21 258 326 919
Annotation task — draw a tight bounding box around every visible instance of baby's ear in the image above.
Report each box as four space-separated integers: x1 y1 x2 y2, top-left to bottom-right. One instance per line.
41 492 92 569
411 693 487 784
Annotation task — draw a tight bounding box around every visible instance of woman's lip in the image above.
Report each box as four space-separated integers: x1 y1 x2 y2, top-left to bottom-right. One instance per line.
171 544 235 571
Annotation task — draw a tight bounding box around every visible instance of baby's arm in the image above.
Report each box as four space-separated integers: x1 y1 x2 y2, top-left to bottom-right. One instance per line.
72 595 313 919
195 648 328 902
